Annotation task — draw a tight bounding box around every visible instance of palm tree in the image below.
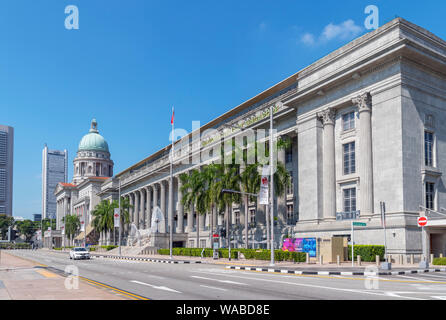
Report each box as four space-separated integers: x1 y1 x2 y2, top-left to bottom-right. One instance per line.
179 169 207 247
218 164 241 248
240 163 261 249
116 196 132 244
91 200 116 245
202 164 224 243
63 214 80 247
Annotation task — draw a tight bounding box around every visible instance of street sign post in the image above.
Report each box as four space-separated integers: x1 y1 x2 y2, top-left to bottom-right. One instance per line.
418 216 428 227
380 201 391 270
351 221 367 267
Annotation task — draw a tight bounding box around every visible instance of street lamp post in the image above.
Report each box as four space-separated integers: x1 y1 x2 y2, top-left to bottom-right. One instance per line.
269 104 275 266
118 179 122 256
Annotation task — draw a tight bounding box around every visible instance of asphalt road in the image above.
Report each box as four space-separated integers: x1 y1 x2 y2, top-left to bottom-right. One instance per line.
8 250 446 300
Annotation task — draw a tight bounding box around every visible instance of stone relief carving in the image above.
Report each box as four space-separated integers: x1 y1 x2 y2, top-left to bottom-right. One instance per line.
352 92 372 112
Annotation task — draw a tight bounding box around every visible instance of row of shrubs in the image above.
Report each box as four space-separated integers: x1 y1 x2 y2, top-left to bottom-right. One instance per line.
347 245 385 262
100 245 118 251
433 257 446 265
0 243 32 249
157 248 307 262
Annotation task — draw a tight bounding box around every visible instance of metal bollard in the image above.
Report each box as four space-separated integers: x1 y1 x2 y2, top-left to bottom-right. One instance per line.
319 255 323 265
337 255 340 266
410 254 414 265
306 252 310 264
376 255 380 266
357 255 361 266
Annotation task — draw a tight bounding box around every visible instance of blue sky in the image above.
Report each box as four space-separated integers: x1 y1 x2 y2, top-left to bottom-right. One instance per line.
1 0 445 219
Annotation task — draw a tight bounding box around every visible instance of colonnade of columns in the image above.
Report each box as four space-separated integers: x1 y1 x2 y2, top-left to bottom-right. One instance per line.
317 91 374 219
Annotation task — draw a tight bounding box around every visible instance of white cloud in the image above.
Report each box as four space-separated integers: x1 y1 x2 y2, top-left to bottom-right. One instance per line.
301 33 315 46
301 19 363 46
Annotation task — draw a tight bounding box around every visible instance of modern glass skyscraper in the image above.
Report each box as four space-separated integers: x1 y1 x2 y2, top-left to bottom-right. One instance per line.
42 145 67 219
0 125 13 216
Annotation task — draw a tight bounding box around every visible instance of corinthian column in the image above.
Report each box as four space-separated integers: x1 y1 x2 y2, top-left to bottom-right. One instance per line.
160 181 166 233
139 189 145 228
146 186 152 229
134 191 140 228
353 92 374 215
317 107 337 220
176 178 184 233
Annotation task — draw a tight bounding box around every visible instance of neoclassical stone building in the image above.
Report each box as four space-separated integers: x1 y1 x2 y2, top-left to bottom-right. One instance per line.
98 18 445 256
54 119 113 245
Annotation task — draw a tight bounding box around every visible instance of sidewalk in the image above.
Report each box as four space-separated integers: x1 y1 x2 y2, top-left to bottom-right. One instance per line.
0 251 128 300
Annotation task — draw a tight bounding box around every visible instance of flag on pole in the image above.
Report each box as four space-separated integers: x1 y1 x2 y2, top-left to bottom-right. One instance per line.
171 107 175 125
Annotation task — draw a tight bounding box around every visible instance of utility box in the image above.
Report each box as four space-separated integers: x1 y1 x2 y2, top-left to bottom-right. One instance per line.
319 237 344 263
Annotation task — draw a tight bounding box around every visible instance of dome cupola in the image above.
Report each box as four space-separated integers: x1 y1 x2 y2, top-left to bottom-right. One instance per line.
78 119 110 153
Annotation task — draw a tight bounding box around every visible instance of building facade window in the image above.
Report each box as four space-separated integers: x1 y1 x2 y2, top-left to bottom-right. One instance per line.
286 172 294 195
342 112 355 131
343 188 356 213
424 131 434 167
200 239 206 248
426 182 435 210
235 211 240 225
285 146 293 163
343 142 356 175
287 204 295 225
249 209 256 225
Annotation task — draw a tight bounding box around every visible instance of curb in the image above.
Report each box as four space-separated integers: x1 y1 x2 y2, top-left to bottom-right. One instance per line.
225 266 446 276
93 254 202 264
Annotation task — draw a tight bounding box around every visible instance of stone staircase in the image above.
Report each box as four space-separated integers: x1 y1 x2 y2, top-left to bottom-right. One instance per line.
106 245 158 256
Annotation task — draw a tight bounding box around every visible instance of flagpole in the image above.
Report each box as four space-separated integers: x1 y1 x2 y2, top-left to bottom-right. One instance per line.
169 107 174 260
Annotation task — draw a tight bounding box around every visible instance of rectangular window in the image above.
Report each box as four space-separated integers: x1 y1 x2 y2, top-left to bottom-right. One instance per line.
249 209 256 225
426 182 435 210
285 147 293 163
343 188 357 213
342 112 355 131
235 211 240 225
287 204 294 225
343 142 356 175
286 172 294 195
200 239 207 248
425 131 434 167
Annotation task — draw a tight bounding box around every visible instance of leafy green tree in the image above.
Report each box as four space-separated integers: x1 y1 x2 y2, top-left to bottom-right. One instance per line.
15 219 36 241
62 214 80 246
0 214 14 239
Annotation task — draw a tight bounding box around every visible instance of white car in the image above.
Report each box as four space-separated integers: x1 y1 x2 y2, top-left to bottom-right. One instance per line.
69 247 90 260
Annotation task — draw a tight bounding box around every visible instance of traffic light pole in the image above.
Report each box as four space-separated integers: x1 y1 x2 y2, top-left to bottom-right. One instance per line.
269 104 275 267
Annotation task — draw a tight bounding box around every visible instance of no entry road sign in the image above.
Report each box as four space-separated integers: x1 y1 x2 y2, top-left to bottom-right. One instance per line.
418 216 428 227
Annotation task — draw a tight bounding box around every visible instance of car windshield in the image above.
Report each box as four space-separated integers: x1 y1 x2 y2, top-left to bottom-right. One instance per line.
74 248 87 252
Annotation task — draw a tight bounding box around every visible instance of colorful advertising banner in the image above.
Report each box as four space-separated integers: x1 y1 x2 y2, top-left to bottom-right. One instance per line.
282 238 317 257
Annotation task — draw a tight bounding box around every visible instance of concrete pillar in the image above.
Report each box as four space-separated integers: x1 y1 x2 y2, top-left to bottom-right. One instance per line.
353 92 374 215
317 108 336 220
134 191 140 229
277 141 287 225
129 193 134 225
160 181 166 233
187 205 194 232
167 178 173 234
153 184 159 209
146 186 152 229
139 189 145 228
176 178 184 233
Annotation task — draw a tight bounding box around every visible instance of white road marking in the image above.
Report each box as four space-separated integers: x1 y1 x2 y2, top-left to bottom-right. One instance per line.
414 273 446 279
131 280 181 293
191 270 418 299
191 275 248 286
395 275 436 282
200 285 227 291
383 291 425 300
431 296 446 300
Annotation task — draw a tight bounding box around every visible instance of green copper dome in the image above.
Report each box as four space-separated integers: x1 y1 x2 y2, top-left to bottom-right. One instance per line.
78 119 109 153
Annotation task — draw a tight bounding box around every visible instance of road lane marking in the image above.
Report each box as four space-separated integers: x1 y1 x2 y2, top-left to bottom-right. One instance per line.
80 277 149 300
131 280 181 293
200 285 227 291
191 275 248 286
396 275 436 282
35 269 59 278
191 270 420 299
